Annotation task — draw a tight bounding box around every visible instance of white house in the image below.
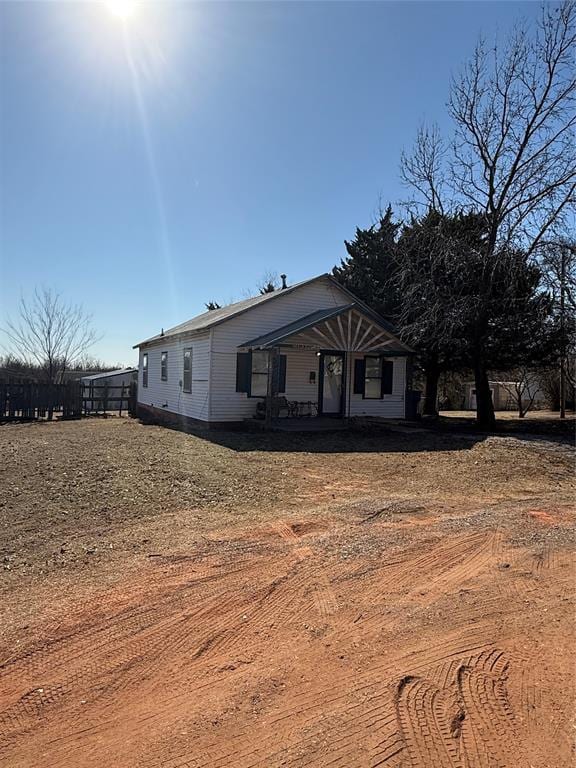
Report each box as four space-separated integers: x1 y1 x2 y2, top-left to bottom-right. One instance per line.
133 274 414 428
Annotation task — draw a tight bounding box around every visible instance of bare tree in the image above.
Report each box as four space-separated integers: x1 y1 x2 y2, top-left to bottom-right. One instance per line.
494 368 541 418
401 2 576 427
257 270 281 295
400 124 447 214
2 288 99 384
449 2 576 256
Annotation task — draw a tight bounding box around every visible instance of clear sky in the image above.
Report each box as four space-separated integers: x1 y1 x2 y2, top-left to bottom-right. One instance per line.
0 0 541 365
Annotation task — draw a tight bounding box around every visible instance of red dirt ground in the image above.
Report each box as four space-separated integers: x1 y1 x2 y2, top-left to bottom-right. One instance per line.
0 419 574 767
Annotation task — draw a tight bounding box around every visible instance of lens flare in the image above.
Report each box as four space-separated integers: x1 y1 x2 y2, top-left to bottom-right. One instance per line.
105 1 138 20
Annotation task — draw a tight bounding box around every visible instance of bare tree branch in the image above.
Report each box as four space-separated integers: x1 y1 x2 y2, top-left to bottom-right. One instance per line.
448 1 576 254
2 288 100 383
400 124 448 214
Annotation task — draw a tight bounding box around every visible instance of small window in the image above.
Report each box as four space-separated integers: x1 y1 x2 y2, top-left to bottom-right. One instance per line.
183 348 192 393
251 351 269 397
364 356 382 399
161 351 168 382
142 353 148 388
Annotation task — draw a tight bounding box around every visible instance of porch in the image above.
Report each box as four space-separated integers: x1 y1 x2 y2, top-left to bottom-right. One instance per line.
246 414 349 432
236 303 413 427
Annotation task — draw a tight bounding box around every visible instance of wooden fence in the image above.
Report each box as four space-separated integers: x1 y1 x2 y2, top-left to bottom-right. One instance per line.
0 381 137 421
82 382 137 417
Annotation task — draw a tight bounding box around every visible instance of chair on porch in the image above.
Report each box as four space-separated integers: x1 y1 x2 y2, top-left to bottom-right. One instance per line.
255 396 296 419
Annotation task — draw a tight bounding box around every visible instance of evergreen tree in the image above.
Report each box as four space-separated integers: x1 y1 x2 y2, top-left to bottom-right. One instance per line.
259 282 276 295
396 210 556 422
394 210 478 414
332 205 401 319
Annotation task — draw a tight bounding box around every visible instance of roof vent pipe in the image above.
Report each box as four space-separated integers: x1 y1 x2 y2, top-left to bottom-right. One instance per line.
280 274 287 289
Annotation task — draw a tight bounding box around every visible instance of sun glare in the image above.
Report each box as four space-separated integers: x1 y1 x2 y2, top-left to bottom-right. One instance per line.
105 1 138 20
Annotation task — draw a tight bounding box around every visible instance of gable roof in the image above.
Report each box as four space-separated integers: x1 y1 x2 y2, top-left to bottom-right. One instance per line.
240 305 355 348
239 303 412 353
134 273 411 351
134 274 338 348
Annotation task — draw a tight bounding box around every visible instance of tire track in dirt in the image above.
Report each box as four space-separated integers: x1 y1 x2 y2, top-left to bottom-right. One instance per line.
181 525 508 767
0 557 260 689
273 520 339 618
330 531 501 648
395 675 464 768
1 510 572 768
456 649 527 768
0 540 330 766
508 634 574 768
0 589 242 752
0 548 310 753
368 648 535 768
186 632 501 768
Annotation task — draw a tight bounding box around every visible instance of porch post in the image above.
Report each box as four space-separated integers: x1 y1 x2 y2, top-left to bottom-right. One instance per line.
346 351 352 419
265 347 279 429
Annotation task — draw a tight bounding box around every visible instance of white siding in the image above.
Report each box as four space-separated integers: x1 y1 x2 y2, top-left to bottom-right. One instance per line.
283 349 319 402
348 354 406 418
209 278 352 421
136 276 408 424
283 351 405 418
138 332 210 421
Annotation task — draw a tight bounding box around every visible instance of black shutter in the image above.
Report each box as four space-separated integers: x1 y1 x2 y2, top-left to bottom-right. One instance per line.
353 358 365 395
382 359 393 395
277 355 287 393
236 352 251 393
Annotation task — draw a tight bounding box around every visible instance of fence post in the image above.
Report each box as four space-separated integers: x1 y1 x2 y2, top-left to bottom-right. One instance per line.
128 381 137 416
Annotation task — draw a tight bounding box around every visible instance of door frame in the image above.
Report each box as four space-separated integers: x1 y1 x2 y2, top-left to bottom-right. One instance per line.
318 350 346 417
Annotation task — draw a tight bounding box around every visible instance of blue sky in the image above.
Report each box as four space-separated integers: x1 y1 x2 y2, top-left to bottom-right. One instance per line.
0 0 540 364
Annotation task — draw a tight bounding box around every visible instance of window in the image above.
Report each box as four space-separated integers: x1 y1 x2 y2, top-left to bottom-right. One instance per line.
183 348 192 393
161 351 168 381
353 356 394 398
364 356 382 399
236 352 287 395
142 353 148 388
250 351 269 397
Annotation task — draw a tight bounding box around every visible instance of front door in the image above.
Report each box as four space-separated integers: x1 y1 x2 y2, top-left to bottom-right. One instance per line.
319 352 344 416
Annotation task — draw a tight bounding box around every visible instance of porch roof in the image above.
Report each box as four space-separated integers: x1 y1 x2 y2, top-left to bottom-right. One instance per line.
240 305 354 348
239 303 413 354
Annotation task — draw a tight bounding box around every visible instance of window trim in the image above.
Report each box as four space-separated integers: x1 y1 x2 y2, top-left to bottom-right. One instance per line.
142 352 148 388
363 355 383 400
249 350 269 398
161 351 168 382
183 348 192 393
239 350 287 397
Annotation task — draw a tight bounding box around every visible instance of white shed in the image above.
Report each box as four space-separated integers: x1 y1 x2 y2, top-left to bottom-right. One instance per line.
134 274 414 429
81 368 138 412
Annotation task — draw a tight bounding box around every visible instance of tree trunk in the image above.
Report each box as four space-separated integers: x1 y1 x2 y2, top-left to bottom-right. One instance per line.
474 364 495 428
560 246 566 419
423 358 440 416
516 390 525 418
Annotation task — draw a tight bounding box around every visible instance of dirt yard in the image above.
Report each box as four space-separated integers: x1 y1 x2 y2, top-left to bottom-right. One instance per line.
0 418 574 767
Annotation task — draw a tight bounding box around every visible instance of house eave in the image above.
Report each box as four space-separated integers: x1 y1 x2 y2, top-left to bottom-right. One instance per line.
133 272 415 355
133 273 338 349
